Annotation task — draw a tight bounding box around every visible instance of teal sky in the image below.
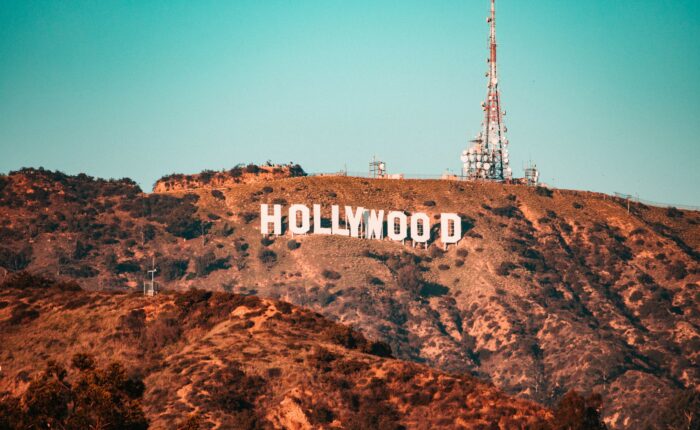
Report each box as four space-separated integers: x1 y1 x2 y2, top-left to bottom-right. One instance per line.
1 1 699 205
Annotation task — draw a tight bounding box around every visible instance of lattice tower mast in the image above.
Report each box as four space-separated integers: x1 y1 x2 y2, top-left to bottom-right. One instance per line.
461 0 512 181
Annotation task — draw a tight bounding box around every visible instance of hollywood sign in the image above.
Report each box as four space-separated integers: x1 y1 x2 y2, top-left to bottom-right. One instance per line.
260 204 462 247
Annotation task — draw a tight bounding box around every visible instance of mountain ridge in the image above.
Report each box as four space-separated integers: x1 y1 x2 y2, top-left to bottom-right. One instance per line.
0 166 698 429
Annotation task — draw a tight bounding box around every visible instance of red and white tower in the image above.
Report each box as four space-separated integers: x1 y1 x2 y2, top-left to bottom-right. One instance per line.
461 0 512 181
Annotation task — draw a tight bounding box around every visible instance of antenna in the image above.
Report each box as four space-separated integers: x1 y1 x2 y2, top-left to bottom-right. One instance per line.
461 0 512 182
369 155 387 178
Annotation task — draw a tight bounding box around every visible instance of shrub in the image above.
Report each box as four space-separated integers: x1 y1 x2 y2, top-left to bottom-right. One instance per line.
666 260 688 280
1 272 81 292
438 264 450 271
241 212 258 223
260 236 275 247
397 265 422 295
423 200 436 207
195 251 231 277
368 276 384 286
324 324 367 350
665 207 683 218
160 258 189 281
0 356 149 430
262 186 273 194
211 189 225 200
430 246 445 259
456 249 469 258
115 260 141 274
322 269 342 280
420 282 449 297
535 186 553 198
258 249 277 265
496 262 517 276
245 164 260 174
9 304 40 325
0 246 33 271
287 239 300 250
492 205 522 218
552 391 606 430
228 166 243 177
199 170 216 184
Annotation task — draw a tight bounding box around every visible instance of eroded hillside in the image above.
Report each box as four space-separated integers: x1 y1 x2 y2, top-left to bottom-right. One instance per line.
0 167 698 429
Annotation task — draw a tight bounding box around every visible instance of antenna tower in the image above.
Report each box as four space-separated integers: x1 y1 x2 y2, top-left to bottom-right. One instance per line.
461 0 512 181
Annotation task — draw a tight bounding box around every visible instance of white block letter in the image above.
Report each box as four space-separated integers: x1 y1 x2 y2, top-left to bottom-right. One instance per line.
440 213 462 245
387 211 407 241
260 204 282 235
365 209 384 239
313 204 332 235
345 206 364 238
331 205 350 236
410 213 431 243
289 204 310 235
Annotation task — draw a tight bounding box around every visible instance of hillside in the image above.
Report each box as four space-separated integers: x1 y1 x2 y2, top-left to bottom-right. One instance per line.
0 272 558 429
0 167 698 428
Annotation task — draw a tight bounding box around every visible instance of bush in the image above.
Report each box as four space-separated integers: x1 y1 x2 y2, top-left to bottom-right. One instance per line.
665 207 683 218
0 245 33 271
115 260 141 274
0 356 149 430
1 272 81 292
667 260 688 280
245 164 260 174
496 262 517 276
160 258 189 281
423 200 436 207
535 186 553 198
260 237 274 246
258 249 277 265
552 391 606 430
324 324 367 350
419 283 449 297
211 189 225 200
195 251 231 277
287 239 300 250
492 205 522 218
322 269 342 280
368 276 384 286
199 170 216 184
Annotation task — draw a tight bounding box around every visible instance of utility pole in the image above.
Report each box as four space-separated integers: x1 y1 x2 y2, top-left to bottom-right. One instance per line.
145 256 157 296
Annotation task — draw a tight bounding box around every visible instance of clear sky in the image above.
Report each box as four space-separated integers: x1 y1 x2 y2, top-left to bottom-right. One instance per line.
1 1 699 205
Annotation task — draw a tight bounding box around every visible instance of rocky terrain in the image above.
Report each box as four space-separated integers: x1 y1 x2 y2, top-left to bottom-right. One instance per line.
0 166 698 429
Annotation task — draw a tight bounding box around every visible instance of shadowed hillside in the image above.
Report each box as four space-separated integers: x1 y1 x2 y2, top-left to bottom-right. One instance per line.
0 167 698 429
